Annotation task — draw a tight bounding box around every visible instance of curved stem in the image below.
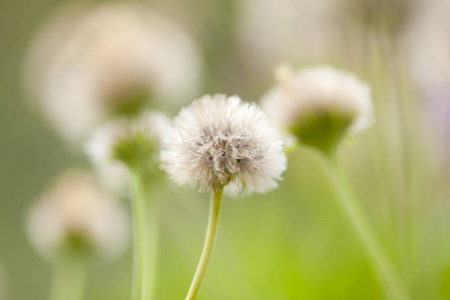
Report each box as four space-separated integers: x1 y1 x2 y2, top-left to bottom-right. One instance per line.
186 189 223 300
131 171 158 300
324 157 409 300
49 251 87 300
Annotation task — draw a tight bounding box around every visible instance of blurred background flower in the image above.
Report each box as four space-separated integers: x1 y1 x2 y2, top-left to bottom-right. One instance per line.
238 0 341 78
403 0 450 173
261 65 374 154
22 2 202 143
85 112 171 193
0 0 449 299
26 169 129 260
26 169 129 300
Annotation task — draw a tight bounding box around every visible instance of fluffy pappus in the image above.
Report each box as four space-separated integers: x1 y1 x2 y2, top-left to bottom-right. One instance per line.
161 94 287 194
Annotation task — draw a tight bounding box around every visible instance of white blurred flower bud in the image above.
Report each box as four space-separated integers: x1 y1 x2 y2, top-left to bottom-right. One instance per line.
261 65 374 154
26 169 129 260
23 2 202 143
85 112 171 192
161 94 287 194
238 0 340 74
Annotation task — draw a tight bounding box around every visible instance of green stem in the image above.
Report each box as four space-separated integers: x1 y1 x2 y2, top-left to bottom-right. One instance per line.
145 187 159 300
49 251 87 300
131 171 158 300
324 157 409 300
185 189 223 300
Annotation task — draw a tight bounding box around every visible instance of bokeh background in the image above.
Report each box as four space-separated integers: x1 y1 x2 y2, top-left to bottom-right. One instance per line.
1 0 450 299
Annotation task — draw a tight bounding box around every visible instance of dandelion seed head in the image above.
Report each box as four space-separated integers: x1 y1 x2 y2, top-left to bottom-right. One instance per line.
161 95 287 194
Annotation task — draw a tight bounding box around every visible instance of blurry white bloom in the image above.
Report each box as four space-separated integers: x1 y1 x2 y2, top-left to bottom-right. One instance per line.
238 0 340 74
405 0 450 90
161 94 287 194
85 112 171 191
23 2 202 143
26 170 129 260
403 0 450 162
261 65 374 153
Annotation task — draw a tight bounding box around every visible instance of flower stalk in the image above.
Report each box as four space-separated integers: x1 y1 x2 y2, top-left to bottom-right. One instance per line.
186 188 223 300
324 156 409 300
131 170 158 300
49 250 88 300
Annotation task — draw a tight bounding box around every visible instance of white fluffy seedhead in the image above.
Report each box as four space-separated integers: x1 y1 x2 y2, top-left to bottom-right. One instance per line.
161 94 287 195
85 111 171 192
26 169 129 260
262 65 374 153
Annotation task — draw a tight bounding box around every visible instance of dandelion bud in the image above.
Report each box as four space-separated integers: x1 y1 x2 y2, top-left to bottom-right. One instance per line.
26 170 129 260
262 65 374 154
161 94 287 194
85 112 171 191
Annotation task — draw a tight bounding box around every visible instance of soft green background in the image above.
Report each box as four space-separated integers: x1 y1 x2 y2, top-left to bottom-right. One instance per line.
1 0 449 299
